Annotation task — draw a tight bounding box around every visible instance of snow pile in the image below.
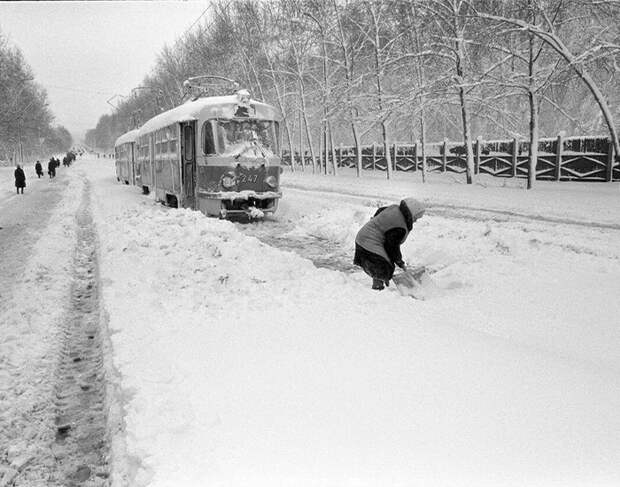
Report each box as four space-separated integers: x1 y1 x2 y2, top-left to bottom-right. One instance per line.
82 159 620 487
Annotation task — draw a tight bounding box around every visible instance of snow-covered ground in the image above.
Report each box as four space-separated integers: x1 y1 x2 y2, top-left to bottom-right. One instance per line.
2 158 620 486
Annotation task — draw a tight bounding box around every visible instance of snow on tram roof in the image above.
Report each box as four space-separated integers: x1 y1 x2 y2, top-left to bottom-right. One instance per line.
138 95 280 136
114 129 140 147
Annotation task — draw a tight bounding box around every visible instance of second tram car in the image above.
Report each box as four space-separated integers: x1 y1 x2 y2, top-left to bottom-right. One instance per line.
119 88 282 218
114 129 139 185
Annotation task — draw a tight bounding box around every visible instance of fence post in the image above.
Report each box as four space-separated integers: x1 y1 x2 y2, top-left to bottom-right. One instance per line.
607 139 615 182
414 140 419 172
442 138 448 173
512 137 518 178
475 136 482 175
555 133 563 181
372 143 376 171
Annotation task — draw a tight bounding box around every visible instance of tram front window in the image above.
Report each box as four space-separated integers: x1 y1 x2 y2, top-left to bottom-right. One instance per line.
215 120 277 158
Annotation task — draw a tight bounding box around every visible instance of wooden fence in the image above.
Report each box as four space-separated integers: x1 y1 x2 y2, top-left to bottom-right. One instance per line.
283 134 620 182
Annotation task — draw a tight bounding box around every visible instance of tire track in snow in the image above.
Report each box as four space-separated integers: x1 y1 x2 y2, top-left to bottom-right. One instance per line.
50 181 110 486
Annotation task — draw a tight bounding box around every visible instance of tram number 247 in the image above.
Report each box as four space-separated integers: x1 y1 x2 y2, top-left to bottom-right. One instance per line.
237 173 259 183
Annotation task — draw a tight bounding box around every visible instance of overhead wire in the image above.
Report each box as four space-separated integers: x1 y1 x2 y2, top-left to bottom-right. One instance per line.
44 85 121 96
181 2 213 38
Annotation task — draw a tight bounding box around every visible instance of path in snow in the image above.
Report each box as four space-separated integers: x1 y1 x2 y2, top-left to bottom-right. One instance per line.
51 180 110 486
238 218 359 274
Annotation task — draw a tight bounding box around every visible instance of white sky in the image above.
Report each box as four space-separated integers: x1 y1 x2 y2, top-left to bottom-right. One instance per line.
0 1 211 141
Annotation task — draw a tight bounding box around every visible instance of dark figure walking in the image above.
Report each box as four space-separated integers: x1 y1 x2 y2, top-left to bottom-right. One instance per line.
354 198 426 290
14 164 26 194
48 158 56 178
35 160 43 178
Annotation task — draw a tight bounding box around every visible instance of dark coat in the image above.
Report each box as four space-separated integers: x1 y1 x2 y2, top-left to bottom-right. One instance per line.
14 167 26 188
353 198 425 282
35 162 43 174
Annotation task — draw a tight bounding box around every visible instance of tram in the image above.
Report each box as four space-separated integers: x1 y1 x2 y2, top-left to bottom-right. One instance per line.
114 129 139 185
115 80 282 218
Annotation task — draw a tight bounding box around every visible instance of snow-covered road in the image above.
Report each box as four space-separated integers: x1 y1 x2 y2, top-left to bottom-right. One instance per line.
0 165 111 485
2 157 620 486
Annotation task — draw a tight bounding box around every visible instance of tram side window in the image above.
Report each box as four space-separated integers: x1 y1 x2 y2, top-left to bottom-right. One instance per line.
202 121 216 155
184 125 195 160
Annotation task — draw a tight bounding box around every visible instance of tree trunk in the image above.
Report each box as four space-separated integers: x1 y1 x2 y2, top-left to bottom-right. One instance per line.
298 110 304 171
410 1 427 184
454 18 474 184
369 4 392 180
333 0 361 177
527 30 538 190
352 122 362 177
328 120 338 175
299 79 316 173
420 113 427 184
381 121 392 179
528 90 539 190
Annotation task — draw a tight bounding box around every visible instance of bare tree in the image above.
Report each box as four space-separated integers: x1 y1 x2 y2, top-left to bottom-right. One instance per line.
476 0 620 158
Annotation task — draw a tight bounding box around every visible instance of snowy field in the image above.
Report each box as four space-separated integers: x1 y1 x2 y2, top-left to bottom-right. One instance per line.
2 158 620 486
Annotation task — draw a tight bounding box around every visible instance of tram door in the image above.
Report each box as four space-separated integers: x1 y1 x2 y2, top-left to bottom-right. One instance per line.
180 122 196 209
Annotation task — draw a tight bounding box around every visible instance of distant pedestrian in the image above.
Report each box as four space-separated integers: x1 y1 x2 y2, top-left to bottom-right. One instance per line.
35 160 43 178
48 158 56 178
14 164 26 194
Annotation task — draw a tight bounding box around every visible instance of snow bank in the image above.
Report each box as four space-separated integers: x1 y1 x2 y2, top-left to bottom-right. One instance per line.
83 157 620 487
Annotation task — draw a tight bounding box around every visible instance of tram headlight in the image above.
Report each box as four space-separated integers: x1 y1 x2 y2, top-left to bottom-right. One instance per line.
264 175 277 188
221 173 236 190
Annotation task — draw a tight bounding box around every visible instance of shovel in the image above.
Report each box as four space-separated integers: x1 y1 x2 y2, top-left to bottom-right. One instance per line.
392 265 432 299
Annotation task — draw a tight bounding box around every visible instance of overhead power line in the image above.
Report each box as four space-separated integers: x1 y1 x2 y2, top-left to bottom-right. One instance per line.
45 85 121 96
181 3 213 38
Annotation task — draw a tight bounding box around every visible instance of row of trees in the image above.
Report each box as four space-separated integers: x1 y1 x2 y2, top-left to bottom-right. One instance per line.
0 31 73 165
87 0 619 187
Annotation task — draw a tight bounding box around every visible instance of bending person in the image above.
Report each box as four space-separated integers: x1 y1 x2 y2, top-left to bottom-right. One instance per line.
354 198 426 290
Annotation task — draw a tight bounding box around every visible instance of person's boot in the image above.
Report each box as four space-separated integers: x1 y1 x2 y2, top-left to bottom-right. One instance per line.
372 278 385 290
